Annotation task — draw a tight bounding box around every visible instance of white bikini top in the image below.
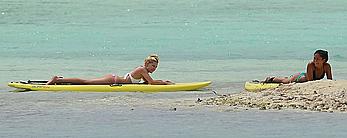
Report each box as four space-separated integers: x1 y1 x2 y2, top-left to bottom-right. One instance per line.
124 73 141 83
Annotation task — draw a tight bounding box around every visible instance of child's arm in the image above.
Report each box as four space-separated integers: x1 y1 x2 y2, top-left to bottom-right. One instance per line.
306 63 315 81
325 63 333 80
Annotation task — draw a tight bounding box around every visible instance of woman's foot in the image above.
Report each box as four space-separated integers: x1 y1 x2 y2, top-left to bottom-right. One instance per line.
46 76 61 85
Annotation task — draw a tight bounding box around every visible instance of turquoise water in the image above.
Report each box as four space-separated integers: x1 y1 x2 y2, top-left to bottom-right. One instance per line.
1 0 347 137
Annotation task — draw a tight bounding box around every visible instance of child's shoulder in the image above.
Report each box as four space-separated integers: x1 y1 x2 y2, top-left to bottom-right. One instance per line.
307 61 315 67
323 62 331 65
323 62 332 68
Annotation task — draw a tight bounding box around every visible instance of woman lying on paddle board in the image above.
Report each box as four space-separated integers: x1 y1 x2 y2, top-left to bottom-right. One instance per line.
46 54 174 85
263 49 332 84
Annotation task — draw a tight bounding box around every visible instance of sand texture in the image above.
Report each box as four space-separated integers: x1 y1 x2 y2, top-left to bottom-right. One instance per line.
203 80 347 113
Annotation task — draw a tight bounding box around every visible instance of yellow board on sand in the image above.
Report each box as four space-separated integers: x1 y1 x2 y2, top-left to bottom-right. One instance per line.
244 81 280 92
8 81 211 92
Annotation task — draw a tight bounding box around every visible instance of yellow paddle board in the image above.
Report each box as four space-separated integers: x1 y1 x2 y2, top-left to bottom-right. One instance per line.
8 81 211 92
244 81 280 92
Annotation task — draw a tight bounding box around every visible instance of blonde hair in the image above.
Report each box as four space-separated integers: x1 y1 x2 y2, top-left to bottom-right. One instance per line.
144 54 159 63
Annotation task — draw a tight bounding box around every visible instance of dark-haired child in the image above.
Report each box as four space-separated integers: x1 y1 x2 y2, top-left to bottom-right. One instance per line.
264 50 333 84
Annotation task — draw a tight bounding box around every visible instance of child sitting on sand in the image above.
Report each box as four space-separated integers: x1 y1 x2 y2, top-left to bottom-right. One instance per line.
46 54 174 85
264 49 332 84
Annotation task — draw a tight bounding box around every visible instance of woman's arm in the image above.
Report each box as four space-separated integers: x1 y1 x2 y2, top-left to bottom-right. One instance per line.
140 69 173 85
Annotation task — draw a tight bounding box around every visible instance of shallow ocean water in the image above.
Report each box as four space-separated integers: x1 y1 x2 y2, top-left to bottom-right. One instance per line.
1 0 347 137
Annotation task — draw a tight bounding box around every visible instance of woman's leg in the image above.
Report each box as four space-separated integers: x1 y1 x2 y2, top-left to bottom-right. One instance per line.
84 74 117 85
46 74 117 85
46 76 88 85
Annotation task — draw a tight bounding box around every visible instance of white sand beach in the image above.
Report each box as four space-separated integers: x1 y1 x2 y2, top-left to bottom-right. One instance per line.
202 80 347 113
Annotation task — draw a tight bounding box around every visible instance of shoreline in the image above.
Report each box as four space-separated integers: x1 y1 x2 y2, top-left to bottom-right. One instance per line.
3 80 347 113
201 80 347 113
